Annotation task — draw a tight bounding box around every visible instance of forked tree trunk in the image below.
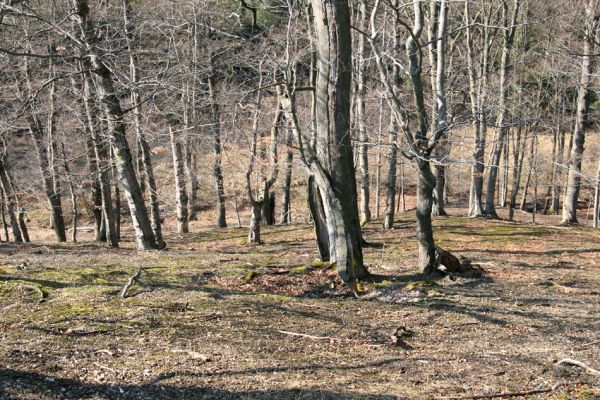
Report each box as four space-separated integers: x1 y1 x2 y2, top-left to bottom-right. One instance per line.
308 0 366 283
562 0 597 224
170 127 189 234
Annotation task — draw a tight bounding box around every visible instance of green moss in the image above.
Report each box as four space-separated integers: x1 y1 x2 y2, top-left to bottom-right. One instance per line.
405 280 438 291
258 293 294 302
244 271 258 282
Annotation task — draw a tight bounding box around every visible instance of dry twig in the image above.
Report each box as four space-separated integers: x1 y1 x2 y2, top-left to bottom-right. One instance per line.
555 358 600 376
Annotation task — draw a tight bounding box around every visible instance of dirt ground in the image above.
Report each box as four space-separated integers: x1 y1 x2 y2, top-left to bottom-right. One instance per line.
1 207 599 399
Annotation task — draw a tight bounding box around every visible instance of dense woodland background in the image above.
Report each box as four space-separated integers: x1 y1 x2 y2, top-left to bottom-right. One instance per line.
1 0 600 399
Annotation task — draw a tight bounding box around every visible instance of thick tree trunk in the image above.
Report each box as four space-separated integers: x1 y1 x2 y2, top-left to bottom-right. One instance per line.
307 176 330 260
416 160 437 274
170 127 189 234
309 0 367 283
562 0 596 224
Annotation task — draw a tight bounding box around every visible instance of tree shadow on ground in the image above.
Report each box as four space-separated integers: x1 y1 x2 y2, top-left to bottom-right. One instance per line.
0 368 398 400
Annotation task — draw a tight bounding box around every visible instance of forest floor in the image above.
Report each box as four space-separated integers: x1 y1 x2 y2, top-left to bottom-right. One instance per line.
1 207 599 399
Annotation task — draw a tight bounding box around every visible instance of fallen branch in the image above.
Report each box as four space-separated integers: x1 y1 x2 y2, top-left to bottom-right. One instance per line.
278 330 340 341
555 358 600 376
576 340 600 349
436 383 564 399
121 267 144 298
277 330 384 347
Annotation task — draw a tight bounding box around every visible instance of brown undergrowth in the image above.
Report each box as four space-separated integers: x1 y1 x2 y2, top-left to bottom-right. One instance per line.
0 208 599 399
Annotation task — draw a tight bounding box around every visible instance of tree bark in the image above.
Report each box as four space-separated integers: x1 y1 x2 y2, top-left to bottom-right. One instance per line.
562 0 597 224
81 68 118 247
308 0 367 283
123 0 166 248
356 0 371 224
170 127 189 234
484 0 520 218
208 62 227 228
279 128 294 225
73 0 158 250
0 160 22 243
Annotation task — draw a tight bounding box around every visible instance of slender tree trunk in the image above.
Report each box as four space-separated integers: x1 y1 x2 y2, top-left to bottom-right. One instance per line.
485 0 520 218
383 117 398 229
465 0 490 217
81 69 118 247
208 72 227 228
0 161 22 243
60 140 78 242
375 98 384 219
562 0 597 224
28 115 67 242
520 130 536 211
593 157 600 228
123 0 165 249
0 188 9 242
356 0 370 224
508 127 528 220
169 127 189 234
279 128 294 225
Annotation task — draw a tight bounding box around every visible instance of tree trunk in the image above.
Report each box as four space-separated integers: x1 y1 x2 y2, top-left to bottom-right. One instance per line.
593 157 600 228
0 160 22 243
28 115 67 242
279 128 294 225
123 0 165 249
208 66 227 228
508 127 528 220
307 176 330 261
383 119 398 229
416 160 437 274
562 0 596 224
356 0 371 224
0 188 9 242
170 127 189 234
485 0 520 218
60 139 78 242
73 0 158 250
465 0 490 217
81 69 118 247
